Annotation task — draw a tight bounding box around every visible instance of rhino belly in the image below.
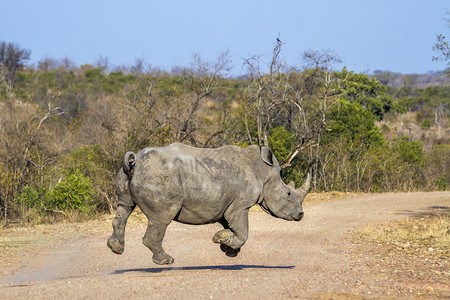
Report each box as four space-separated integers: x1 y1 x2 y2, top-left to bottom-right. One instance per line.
131 149 248 224
174 185 235 225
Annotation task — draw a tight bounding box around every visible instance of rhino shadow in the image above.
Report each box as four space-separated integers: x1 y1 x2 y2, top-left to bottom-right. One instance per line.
112 264 295 274
396 205 449 218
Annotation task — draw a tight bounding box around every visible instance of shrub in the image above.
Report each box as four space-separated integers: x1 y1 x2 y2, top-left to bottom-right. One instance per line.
393 136 424 164
17 185 47 209
435 173 448 191
421 118 431 130
47 169 95 215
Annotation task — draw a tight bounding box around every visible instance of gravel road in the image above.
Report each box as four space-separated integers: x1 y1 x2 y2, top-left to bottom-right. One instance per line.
1 192 449 299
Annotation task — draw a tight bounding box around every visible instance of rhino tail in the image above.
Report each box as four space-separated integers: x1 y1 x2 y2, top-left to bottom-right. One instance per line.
123 151 136 180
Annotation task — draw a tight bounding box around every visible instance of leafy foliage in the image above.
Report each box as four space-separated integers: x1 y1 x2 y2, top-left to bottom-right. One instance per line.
268 126 297 164
47 170 95 214
17 170 96 220
393 137 424 165
17 185 46 210
333 68 394 120
324 100 384 148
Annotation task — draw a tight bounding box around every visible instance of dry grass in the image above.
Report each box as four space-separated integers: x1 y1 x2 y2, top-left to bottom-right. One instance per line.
0 220 102 257
354 209 450 259
350 209 449 297
303 191 364 206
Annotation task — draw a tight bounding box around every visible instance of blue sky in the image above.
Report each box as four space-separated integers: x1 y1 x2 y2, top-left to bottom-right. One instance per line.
1 0 448 75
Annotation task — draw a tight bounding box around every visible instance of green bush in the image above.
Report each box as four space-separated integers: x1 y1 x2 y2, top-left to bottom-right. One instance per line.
16 169 96 220
47 169 95 215
435 173 448 191
17 185 47 209
324 100 385 149
421 118 431 129
393 136 424 164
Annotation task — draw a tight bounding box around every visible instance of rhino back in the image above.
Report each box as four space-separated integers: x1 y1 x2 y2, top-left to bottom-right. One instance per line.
130 143 261 224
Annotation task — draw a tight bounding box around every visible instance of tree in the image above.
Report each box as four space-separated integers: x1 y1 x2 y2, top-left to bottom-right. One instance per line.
244 38 287 147
303 49 342 71
0 41 31 90
314 100 386 192
433 13 450 76
285 50 343 167
37 57 59 72
0 101 64 222
324 100 384 147
176 51 232 145
243 45 344 169
333 68 394 120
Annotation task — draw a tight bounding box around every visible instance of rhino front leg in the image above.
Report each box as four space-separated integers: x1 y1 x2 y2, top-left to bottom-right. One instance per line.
142 220 174 265
213 209 249 257
107 203 135 254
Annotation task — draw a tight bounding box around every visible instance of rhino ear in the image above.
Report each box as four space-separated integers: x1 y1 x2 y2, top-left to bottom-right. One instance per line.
260 146 274 166
287 181 295 189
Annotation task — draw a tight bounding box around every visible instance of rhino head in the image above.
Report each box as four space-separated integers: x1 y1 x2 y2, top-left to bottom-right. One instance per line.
258 146 311 221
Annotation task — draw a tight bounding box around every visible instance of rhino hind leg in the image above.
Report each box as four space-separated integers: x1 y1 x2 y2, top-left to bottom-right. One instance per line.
108 168 136 254
107 203 135 254
142 220 174 265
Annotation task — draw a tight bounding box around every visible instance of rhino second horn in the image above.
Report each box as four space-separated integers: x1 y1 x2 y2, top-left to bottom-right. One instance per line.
297 173 311 198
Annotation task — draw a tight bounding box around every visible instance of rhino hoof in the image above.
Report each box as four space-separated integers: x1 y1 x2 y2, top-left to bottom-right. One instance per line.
153 253 174 265
107 237 124 254
220 244 240 257
212 229 233 244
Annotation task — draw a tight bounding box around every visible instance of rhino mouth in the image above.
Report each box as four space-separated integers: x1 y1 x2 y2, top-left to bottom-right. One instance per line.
259 201 279 219
259 201 302 221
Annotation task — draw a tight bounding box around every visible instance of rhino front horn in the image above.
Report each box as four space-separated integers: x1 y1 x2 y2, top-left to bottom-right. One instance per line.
297 173 311 198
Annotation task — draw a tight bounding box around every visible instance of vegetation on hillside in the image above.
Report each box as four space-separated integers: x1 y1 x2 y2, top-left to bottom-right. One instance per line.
0 41 448 224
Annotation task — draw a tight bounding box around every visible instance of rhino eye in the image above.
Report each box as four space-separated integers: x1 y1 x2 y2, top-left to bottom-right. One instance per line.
287 190 291 196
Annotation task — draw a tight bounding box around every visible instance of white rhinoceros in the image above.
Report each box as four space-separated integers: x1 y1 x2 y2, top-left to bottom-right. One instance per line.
107 142 310 265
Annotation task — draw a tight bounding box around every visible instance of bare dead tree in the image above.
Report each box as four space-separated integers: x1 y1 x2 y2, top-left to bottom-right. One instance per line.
243 42 342 174
244 48 343 182
130 57 146 75
303 49 342 71
177 51 232 144
432 13 450 76
434 101 447 139
37 57 59 72
24 103 64 164
0 101 64 223
244 38 288 146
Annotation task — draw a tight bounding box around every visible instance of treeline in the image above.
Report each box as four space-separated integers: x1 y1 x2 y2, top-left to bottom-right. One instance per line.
0 43 448 223
371 70 449 89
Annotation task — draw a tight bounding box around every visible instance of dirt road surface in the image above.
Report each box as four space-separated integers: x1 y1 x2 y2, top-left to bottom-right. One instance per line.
1 192 449 299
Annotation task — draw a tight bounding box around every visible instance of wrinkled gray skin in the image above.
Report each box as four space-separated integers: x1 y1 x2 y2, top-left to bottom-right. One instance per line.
107 142 310 265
